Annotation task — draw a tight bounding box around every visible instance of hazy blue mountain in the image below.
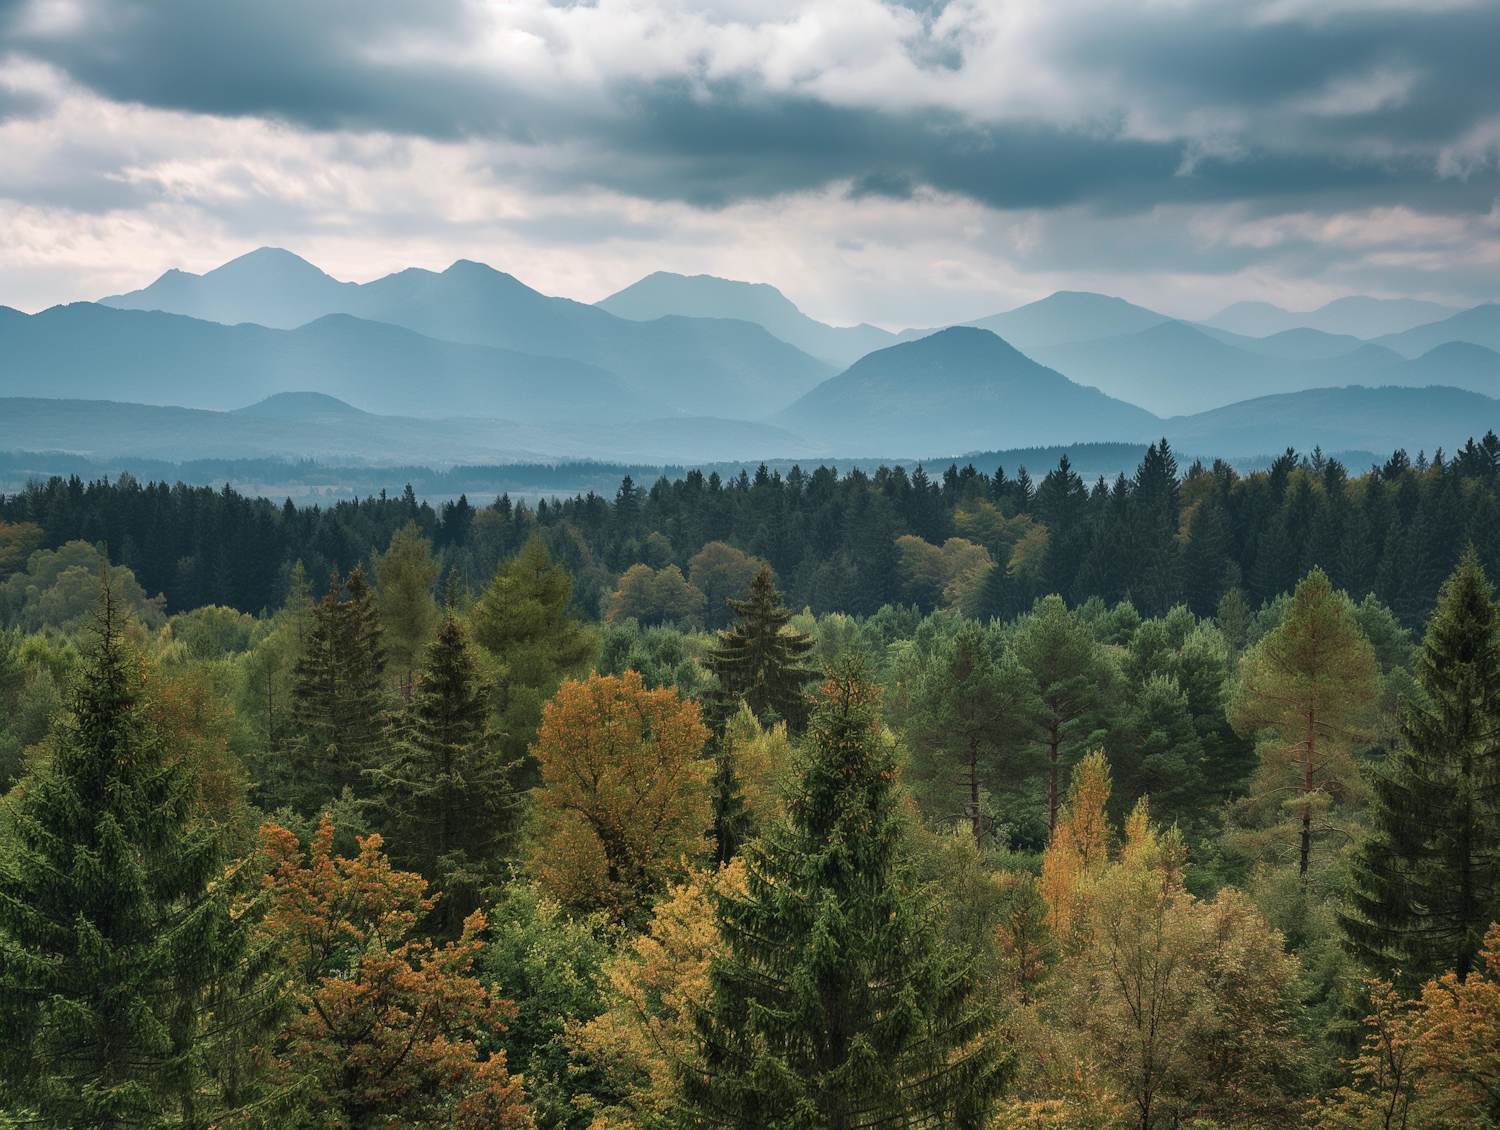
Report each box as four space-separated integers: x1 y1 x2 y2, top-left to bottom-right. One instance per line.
100 247 362 328
1192 324 1368 360
596 271 896 367
0 395 823 465
1030 320 1308 415
1204 296 1461 339
1369 304 1500 359
234 391 373 421
102 249 835 416
1165 385 1500 457
960 291 1170 350
771 327 1161 457
0 303 659 422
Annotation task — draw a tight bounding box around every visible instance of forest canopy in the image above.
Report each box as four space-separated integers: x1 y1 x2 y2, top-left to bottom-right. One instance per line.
2 436 1500 1130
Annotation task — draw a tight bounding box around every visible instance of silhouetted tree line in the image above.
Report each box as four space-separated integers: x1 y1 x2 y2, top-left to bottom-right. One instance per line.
5 433 1500 625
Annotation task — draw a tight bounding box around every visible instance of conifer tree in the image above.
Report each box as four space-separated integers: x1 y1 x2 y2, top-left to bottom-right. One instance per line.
472 535 596 767
1010 595 1115 836
286 565 388 813
371 612 520 934
705 564 818 733
1342 550 1500 983
908 621 1040 842
1233 567 1378 878
683 660 1010 1130
375 520 441 703
0 578 271 1130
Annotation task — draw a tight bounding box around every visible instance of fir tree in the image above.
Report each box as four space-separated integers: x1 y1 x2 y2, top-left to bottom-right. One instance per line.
706 565 818 733
1343 551 1500 983
0 578 272 1130
285 566 388 813
375 520 441 704
370 612 520 935
683 659 1010 1130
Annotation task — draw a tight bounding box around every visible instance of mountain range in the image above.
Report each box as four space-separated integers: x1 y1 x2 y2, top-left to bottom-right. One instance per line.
0 245 1476 465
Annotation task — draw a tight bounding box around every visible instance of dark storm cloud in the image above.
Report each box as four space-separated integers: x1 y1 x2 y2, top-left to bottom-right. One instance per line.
4 0 1499 214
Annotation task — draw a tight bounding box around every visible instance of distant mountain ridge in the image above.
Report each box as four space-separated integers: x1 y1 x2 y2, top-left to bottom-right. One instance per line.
0 303 660 422
596 272 896 367
102 249 835 417
771 327 1161 456
1204 296 1461 338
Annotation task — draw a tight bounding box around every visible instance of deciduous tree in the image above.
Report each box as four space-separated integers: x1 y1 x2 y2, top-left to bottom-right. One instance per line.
257 819 533 1130
530 671 712 922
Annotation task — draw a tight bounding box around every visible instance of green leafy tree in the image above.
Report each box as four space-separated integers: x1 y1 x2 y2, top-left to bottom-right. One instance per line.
0 579 274 1130
471 535 597 768
907 621 1040 842
284 566 388 813
376 521 442 703
1010 594 1116 836
1233 567 1379 878
683 660 1010 1130
705 565 818 733
1343 551 1500 983
371 612 520 935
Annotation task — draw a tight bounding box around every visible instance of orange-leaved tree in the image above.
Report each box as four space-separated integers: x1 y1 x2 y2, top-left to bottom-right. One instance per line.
256 819 532 1130
531 671 712 922
1315 923 1500 1130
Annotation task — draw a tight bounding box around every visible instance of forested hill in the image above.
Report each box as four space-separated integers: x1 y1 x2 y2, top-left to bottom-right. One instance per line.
4 434 1500 627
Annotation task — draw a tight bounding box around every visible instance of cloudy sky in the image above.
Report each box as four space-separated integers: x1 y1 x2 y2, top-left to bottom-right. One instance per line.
0 0 1497 326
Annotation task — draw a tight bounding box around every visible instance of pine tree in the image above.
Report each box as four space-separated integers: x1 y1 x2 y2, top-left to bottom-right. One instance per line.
285 566 388 813
683 660 1010 1130
0 578 272 1130
371 612 520 935
1009 595 1115 836
908 621 1040 842
705 565 818 733
1342 551 1500 983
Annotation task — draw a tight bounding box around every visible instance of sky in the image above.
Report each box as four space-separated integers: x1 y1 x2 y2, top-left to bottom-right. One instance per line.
0 0 1498 327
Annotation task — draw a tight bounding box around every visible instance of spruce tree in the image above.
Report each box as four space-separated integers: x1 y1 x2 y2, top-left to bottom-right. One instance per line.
285 566 388 812
0 579 269 1130
683 660 1010 1130
1342 551 1500 983
706 565 818 733
370 612 519 934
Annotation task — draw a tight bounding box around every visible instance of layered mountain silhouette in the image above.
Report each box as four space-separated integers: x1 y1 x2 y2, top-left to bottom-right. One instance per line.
0 394 821 465
1370 304 1500 358
1163 385 1500 458
0 303 658 422
101 249 834 417
771 327 1161 455
1204 296 1461 339
596 271 895 367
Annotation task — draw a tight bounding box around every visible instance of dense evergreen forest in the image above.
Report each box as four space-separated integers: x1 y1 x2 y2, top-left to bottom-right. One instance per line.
6 434 1500 628
2 436 1500 1130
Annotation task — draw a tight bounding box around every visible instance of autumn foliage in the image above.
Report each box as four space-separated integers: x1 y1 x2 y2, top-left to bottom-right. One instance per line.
530 671 712 921
256 819 533 1130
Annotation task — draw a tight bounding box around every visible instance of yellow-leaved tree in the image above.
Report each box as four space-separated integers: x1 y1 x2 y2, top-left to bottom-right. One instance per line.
530 671 712 923
568 860 748 1130
1003 753 1304 1130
